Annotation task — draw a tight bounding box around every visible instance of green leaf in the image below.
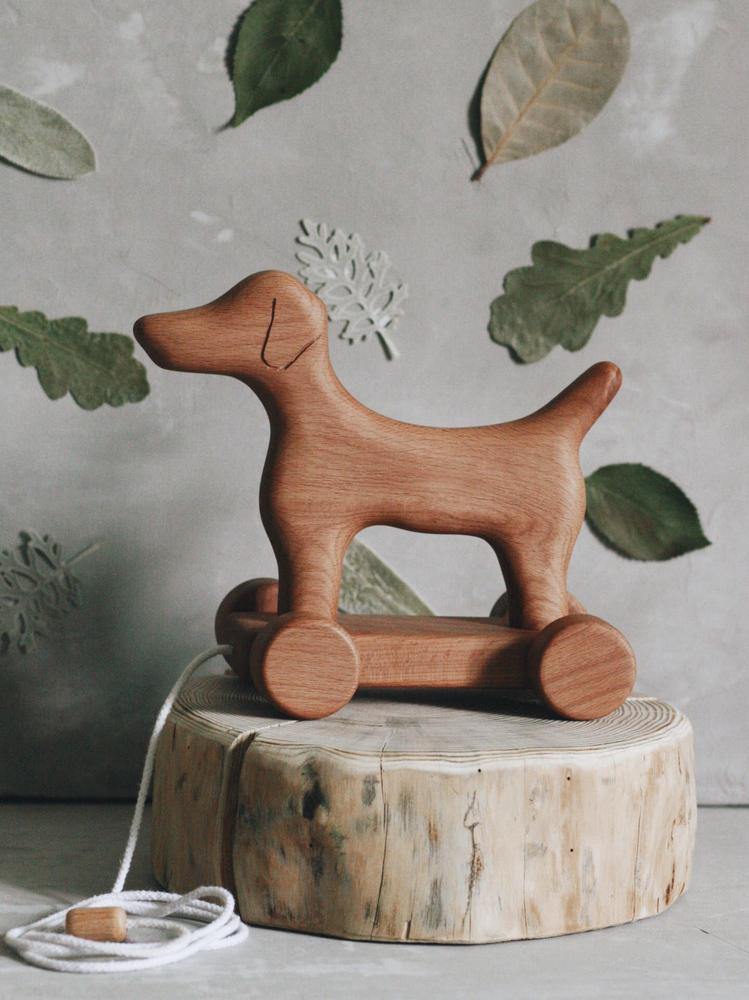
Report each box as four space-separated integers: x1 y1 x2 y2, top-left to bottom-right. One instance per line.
475 0 629 180
585 464 710 561
229 0 342 127
0 306 150 409
0 532 97 655
0 84 95 179
489 215 709 363
340 539 433 615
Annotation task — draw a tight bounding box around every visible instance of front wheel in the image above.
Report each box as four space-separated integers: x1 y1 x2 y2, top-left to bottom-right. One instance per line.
250 614 361 720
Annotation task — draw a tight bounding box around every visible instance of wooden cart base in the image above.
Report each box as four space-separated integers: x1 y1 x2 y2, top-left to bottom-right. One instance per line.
152 676 695 944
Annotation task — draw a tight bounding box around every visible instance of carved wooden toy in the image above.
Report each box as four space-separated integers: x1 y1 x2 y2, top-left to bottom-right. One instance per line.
134 270 635 721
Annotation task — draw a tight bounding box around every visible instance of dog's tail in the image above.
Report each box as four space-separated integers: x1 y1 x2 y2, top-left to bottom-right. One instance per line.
527 362 622 444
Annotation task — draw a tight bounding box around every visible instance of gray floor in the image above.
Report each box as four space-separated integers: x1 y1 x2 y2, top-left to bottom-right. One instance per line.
0 805 746 999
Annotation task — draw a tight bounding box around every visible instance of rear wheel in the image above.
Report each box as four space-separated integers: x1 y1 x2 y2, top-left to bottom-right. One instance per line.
527 614 636 720
215 578 279 679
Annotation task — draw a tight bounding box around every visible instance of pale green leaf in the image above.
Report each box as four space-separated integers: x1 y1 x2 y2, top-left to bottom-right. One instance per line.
476 0 629 179
0 532 97 655
229 0 342 127
585 464 710 561
340 539 432 615
0 307 150 409
0 84 95 179
489 215 709 362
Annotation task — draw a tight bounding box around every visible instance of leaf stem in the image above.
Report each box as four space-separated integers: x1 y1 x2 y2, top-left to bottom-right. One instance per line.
66 540 101 568
375 328 400 361
472 161 489 182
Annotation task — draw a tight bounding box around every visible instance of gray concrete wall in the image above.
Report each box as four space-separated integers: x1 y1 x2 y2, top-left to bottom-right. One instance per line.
0 1 746 802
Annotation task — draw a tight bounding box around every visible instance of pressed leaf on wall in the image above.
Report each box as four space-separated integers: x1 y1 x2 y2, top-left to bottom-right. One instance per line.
0 306 150 409
296 219 408 360
340 539 433 615
229 0 342 128
0 531 97 655
0 84 95 179
489 215 709 363
585 464 710 561
475 0 629 179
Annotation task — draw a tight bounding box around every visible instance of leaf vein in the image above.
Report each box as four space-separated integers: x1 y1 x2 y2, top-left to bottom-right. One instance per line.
485 11 603 168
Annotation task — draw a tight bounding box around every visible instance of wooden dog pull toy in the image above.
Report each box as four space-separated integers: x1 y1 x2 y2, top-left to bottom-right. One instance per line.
135 270 636 721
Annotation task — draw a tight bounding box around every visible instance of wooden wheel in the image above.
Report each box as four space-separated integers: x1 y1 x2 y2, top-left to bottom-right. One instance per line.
250 614 361 719
215 578 279 677
527 614 636 720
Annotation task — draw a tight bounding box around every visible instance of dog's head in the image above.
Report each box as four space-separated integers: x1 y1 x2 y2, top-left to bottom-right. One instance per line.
133 270 328 378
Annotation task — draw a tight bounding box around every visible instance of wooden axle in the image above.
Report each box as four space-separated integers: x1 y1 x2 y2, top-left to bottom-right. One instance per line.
217 608 636 722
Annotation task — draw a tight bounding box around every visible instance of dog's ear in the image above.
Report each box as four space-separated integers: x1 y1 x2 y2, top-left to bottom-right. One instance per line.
259 272 327 370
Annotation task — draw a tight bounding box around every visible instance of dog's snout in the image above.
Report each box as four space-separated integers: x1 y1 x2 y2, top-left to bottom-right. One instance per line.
133 312 179 369
133 314 155 348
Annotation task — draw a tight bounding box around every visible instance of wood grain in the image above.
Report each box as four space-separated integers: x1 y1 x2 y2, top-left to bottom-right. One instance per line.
527 613 637 720
65 906 127 943
218 610 635 721
135 270 631 720
152 676 696 944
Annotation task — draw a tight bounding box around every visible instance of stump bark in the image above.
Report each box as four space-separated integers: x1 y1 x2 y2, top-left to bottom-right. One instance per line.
152 676 695 943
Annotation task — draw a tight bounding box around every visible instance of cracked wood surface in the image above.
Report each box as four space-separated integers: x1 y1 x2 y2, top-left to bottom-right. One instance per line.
152 676 696 943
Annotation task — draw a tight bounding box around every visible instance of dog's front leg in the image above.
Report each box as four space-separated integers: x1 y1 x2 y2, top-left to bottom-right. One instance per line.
249 526 362 719
271 527 348 619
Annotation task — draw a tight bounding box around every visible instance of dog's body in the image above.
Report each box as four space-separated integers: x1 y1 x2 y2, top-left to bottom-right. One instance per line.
135 270 621 632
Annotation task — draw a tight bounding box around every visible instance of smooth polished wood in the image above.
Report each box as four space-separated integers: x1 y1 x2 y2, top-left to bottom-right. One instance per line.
491 589 586 622
220 610 532 688
65 906 127 943
215 578 281 678
135 270 630 720
152 676 696 944
527 614 637 720
219 609 633 720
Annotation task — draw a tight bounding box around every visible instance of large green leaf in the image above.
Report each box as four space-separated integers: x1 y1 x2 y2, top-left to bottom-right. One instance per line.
475 0 629 180
340 539 433 615
0 84 95 179
585 464 710 561
229 0 342 128
489 215 709 363
0 307 149 409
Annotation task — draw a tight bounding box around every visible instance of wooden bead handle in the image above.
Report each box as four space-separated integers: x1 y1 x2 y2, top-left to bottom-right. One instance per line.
66 906 127 942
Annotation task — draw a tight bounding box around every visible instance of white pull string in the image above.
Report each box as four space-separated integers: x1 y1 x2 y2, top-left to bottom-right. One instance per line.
5 644 250 973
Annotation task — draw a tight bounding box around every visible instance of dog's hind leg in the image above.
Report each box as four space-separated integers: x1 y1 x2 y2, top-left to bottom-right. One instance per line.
488 364 621 630
491 538 572 632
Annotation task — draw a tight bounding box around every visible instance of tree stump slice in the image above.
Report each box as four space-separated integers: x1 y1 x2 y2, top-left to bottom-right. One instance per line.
152 676 696 944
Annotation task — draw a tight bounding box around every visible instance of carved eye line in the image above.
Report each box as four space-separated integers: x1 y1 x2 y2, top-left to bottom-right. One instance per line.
260 296 321 371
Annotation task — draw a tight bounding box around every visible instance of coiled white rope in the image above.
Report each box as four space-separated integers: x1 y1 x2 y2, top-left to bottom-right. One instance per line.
5 645 250 973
